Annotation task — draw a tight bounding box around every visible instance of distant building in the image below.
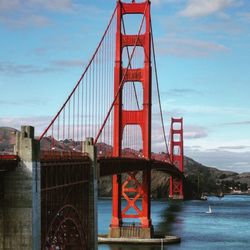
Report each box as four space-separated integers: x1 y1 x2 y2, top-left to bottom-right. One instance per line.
233 190 242 194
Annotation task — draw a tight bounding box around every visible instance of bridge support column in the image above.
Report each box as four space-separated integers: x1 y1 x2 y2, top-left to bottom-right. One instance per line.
0 126 40 250
109 0 153 239
169 118 184 200
83 138 98 250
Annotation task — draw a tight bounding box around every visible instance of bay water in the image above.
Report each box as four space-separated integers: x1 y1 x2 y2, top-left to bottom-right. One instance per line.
98 195 250 250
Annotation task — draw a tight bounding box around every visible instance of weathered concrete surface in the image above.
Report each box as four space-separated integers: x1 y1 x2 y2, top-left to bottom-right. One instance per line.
83 138 98 250
108 225 154 239
1 162 32 250
98 234 181 244
32 161 40 250
0 126 40 250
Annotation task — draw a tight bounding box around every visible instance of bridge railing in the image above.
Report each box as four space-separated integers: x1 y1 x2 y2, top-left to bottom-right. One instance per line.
0 154 18 160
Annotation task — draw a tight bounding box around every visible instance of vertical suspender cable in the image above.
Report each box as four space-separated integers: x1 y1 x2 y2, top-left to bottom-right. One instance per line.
95 4 148 144
39 5 117 141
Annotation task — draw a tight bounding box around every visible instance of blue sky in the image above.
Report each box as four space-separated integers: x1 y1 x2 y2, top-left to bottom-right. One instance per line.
0 0 250 172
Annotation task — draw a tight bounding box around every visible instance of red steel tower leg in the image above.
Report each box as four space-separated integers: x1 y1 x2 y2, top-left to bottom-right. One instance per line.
169 118 184 200
109 0 153 238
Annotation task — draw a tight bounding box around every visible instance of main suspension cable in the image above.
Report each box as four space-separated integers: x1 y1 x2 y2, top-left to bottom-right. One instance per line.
39 5 118 141
150 20 170 157
94 3 148 144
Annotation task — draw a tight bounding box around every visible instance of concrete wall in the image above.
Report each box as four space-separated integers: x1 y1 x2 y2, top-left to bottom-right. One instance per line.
0 126 40 250
0 128 98 249
83 138 98 250
1 164 33 250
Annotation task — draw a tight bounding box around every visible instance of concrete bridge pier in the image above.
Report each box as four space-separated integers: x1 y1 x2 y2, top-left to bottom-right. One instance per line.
83 137 98 250
0 126 40 250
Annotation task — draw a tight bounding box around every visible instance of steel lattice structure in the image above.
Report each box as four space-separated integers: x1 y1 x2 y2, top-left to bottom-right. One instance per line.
41 155 90 249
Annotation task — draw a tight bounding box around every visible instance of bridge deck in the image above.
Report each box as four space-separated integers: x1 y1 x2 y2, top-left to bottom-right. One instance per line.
98 157 182 177
0 152 182 178
40 151 182 178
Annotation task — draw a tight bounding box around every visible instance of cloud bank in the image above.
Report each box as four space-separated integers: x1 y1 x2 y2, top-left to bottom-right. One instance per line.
179 0 235 17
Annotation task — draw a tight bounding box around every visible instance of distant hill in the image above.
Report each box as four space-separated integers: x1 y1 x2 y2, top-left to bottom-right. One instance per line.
0 127 249 198
0 127 17 153
99 156 250 199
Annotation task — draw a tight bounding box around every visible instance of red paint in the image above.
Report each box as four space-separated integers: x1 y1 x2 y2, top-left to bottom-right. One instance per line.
0 154 18 161
169 118 184 199
111 0 152 228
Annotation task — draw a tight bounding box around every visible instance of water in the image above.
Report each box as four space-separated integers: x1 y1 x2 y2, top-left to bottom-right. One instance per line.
98 195 250 250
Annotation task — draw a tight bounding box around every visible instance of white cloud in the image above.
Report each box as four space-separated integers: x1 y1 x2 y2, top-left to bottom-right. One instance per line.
0 0 74 12
157 35 229 57
163 88 202 97
0 0 107 28
0 116 52 135
0 99 48 107
0 14 51 28
218 146 250 150
51 60 84 68
167 104 250 117
29 0 74 11
0 59 84 75
0 0 20 11
179 0 235 18
0 61 52 74
239 12 250 22
186 146 250 173
0 0 74 28
152 0 184 5
184 125 208 139
222 120 250 126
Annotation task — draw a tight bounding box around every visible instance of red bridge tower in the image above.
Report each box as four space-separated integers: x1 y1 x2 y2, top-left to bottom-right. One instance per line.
109 0 153 238
169 118 184 200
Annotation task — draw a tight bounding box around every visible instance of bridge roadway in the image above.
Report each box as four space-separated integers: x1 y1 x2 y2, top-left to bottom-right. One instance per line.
0 153 182 178
98 157 182 177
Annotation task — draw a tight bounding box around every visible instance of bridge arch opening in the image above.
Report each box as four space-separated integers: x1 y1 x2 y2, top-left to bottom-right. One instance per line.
173 122 181 130
173 145 181 156
122 46 144 69
122 81 143 110
174 133 181 142
122 14 146 35
122 125 143 155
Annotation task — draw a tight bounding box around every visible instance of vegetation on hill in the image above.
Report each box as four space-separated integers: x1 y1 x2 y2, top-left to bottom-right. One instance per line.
99 156 250 199
0 127 17 153
183 157 249 198
0 127 249 199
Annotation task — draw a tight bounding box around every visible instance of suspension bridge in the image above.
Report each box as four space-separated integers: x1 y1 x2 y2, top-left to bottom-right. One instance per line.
0 1 184 249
